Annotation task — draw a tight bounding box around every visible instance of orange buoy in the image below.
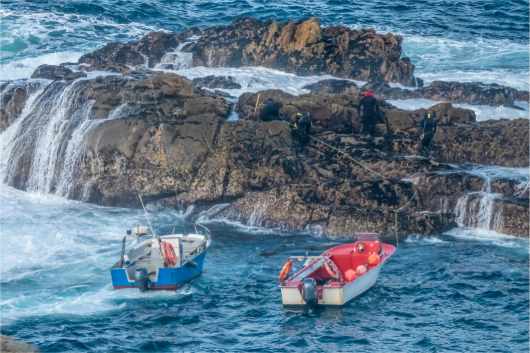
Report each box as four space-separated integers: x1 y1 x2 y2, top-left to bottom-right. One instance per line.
356 264 367 276
279 259 293 282
344 269 357 282
368 253 381 267
365 240 381 254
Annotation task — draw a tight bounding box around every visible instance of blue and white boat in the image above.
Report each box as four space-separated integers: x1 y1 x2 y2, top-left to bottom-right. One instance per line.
111 224 211 291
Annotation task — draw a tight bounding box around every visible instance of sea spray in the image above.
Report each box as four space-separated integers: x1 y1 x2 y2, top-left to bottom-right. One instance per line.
454 167 528 232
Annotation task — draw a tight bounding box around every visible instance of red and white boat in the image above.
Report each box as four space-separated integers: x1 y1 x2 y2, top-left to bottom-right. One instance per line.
279 234 396 306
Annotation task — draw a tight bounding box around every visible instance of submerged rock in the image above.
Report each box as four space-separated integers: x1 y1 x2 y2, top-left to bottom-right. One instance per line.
192 75 242 89
0 336 38 353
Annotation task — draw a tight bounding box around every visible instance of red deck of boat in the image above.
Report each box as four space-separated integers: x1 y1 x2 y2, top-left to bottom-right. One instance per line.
283 240 396 288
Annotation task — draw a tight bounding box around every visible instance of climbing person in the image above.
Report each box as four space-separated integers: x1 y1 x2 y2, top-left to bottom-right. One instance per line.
258 97 282 121
290 112 312 151
357 89 382 137
418 111 437 156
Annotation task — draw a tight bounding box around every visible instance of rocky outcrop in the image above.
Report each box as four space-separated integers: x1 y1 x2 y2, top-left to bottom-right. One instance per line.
306 79 530 107
432 118 529 167
3 67 527 237
2 17 528 238
77 17 417 86
186 17 417 86
237 90 529 168
0 80 44 132
79 31 187 73
31 64 86 81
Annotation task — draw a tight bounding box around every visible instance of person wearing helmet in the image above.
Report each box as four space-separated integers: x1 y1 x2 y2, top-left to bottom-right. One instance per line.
290 112 312 151
419 111 437 156
357 89 382 137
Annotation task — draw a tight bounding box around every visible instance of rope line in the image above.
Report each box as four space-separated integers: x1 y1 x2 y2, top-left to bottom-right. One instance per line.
307 134 422 246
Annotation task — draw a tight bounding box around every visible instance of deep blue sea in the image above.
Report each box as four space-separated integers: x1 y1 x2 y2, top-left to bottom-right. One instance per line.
0 1 529 352
1 0 529 89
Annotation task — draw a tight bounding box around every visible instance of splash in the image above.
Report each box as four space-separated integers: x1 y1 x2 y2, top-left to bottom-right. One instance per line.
454 166 529 234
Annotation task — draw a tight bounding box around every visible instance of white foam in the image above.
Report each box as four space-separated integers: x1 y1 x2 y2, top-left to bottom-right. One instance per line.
445 227 526 249
387 98 529 121
0 184 191 323
404 234 447 244
0 52 83 81
417 70 530 92
402 34 529 91
158 66 340 97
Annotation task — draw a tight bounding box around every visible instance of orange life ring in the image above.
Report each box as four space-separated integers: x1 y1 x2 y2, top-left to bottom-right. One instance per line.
279 259 293 282
324 260 340 281
161 241 177 267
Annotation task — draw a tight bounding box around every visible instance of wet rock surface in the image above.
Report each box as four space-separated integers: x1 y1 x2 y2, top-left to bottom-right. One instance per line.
31 64 86 81
76 17 417 86
307 78 530 107
2 18 528 238
0 80 44 132
192 75 242 89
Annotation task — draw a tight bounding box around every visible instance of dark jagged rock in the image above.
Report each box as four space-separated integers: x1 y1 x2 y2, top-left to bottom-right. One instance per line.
78 31 188 72
236 90 529 168
187 17 417 86
302 79 359 95
192 75 242 89
237 90 476 136
75 17 417 86
31 64 86 81
308 78 529 107
0 80 44 132
431 118 529 167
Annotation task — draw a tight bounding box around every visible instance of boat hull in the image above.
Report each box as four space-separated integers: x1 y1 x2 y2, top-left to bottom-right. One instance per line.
111 252 207 290
281 264 382 305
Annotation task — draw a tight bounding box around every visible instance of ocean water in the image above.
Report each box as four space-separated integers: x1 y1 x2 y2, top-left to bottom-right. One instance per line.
1 0 529 90
0 1 529 352
0 185 528 353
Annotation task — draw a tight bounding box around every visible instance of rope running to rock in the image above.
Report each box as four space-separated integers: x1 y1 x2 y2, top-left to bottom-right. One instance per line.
307 134 422 246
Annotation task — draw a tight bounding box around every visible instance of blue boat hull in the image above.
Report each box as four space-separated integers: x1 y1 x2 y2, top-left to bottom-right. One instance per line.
111 252 207 290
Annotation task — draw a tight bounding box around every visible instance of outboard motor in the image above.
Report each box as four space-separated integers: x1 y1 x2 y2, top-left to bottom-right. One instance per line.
301 277 318 306
135 268 149 292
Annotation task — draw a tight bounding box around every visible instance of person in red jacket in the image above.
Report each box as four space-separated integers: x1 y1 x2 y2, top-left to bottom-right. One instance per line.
357 89 382 136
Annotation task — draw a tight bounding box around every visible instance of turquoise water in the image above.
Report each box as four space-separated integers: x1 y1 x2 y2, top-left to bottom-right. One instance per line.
0 0 529 89
0 1 529 352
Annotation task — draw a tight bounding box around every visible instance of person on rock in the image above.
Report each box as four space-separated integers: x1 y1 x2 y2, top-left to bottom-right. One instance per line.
419 111 437 156
357 89 382 138
290 112 312 151
259 98 282 121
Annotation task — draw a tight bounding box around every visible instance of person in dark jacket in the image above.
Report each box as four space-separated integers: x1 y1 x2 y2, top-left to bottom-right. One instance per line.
357 89 382 136
290 112 312 150
259 98 281 121
419 111 437 156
